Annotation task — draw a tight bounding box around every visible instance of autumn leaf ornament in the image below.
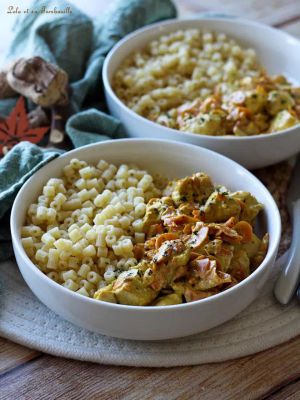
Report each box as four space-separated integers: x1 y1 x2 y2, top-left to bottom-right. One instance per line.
0 96 49 156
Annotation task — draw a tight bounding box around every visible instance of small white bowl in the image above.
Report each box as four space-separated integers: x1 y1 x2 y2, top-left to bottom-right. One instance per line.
11 139 281 340
103 18 300 169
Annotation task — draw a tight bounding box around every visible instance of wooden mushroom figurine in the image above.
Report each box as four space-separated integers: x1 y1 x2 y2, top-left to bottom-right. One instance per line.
5 56 70 144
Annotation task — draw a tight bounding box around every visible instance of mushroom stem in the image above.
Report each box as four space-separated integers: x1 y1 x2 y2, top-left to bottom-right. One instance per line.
49 109 65 144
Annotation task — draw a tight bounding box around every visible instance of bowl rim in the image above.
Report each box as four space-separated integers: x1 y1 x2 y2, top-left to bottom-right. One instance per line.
102 16 300 142
11 138 281 312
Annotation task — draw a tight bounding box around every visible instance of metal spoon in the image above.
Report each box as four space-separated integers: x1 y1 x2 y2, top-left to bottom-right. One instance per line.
274 155 300 305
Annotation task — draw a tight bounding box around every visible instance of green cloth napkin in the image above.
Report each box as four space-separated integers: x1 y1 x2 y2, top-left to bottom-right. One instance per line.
0 142 62 260
0 0 177 260
0 0 177 143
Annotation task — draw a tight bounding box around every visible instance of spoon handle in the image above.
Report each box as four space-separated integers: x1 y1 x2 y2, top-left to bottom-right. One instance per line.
274 198 300 305
296 285 300 303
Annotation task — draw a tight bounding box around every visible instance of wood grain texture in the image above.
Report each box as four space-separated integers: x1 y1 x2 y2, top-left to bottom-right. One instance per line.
265 379 300 400
0 337 300 400
0 337 40 375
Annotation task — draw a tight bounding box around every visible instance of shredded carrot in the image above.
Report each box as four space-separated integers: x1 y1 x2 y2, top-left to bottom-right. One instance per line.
155 233 179 249
220 234 242 244
172 215 198 225
234 221 253 243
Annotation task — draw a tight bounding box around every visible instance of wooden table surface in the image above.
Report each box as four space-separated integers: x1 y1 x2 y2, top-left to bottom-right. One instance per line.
1 1 300 399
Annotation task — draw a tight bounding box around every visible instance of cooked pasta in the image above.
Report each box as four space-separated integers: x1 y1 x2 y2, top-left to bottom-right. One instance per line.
22 159 268 306
22 158 161 298
113 29 300 136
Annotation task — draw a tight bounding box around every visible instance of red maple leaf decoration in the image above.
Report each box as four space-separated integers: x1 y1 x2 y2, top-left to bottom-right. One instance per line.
0 96 49 156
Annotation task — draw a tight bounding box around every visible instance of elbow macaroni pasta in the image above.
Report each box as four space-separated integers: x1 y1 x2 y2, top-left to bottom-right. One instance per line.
21 159 162 297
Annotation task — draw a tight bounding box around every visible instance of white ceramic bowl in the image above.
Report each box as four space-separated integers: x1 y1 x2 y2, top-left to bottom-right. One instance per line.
103 17 300 169
11 139 281 340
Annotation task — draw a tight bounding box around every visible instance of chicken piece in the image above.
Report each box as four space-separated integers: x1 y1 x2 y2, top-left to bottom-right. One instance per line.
189 258 232 290
156 113 177 128
244 88 268 113
202 191 241 222
115 269 157 306
151 239 190 291
252 233 269 269
152 293 182 306
229 248 250 281
184 288 216 302
187 223 209 250
94 284 117 303
229 191 263 222
171 282 216 302
137 259 153 273
269 110 299 132
177 98 202 126
227 102 261 135
266 90 295 116
233 119 261 136
199 96 222 113
290 87 300 105
204 239 234 272
252 113 269 132
143 197 174 230
227 104 252 122
180 110 228 135
177 201 199 216
94 266 158 306
207 222 243 244
148 263 183 292
229 87 267 114
239 232 261 259
153 239 188 265
171 172 214 206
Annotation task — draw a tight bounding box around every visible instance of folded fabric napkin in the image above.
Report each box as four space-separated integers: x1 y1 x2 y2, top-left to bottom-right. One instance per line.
0 142 62 260
0 0 177 260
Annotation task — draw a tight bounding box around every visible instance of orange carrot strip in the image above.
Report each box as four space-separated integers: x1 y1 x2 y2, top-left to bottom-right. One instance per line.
172 215 198 225
234 221 253 243
155 233 179 249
